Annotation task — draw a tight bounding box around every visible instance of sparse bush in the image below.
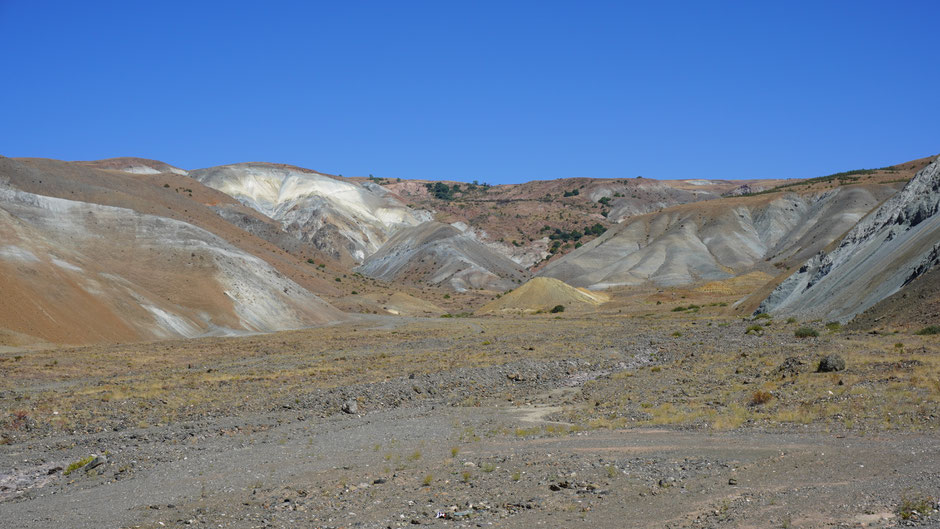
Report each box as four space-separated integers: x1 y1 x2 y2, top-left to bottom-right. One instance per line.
794 327 819 338
825 321 842 332
898 489 935 520
745 324 763 335
9 410 28 430
915 325 940 335
422 474 433 486
754 313 772 320
550 305 565 313
750 390 773 406
786 317 797 324
817 354 845 373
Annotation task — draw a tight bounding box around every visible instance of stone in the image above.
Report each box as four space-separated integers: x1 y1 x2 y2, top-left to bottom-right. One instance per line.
776 357 804 377
341 399 359 414
84 454 107 472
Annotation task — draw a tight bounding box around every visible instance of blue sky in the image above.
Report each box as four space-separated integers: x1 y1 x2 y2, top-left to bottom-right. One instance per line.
1 1 938 183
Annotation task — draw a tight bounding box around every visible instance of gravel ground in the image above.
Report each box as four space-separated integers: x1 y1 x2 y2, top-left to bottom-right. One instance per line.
1 314 938 528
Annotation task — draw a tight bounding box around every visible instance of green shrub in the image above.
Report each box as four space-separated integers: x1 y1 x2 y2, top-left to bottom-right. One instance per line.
745 324 763 335
914 325 940 335
64 456 95 476
550 305 565 313
794 327 819 338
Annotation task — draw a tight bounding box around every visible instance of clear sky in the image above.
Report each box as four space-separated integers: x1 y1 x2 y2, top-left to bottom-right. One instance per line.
1 1 938 184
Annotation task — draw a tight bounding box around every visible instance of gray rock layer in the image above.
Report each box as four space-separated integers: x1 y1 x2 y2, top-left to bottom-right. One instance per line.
540 186 895 289
356 221 530 292
759 157 940 322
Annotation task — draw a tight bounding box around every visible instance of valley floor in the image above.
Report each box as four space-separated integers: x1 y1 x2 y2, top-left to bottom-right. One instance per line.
1 311 938 528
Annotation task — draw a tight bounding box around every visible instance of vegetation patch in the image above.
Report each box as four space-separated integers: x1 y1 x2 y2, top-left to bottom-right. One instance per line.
898 489 936 520
794 327 819 338
749 390 773 406
64 455 95 476
745 324 763 335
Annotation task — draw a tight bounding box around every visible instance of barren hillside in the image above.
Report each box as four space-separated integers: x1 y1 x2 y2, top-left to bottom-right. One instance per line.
0 157 348 344
190 163 429 266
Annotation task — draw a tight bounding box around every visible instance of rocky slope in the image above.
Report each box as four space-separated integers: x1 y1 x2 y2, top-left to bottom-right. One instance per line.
538 184 899 289
355 221 530 291
848 264 940 330
190 163 429 265
0 157 347 344
758 156 940 322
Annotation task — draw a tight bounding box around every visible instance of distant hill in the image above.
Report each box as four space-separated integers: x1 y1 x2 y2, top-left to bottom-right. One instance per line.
477 277 607 314
1 152 935 343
